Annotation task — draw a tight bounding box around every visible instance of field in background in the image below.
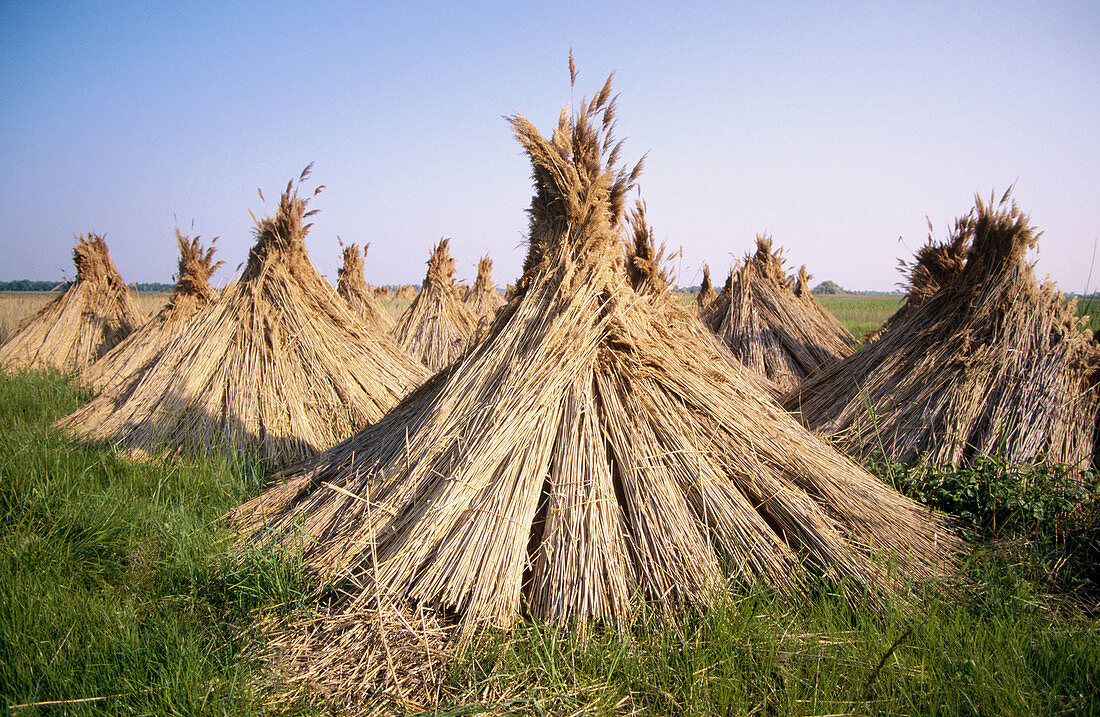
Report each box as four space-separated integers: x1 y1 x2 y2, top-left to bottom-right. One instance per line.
1077 296 1100 333
0 292 168 344
816 294 903 340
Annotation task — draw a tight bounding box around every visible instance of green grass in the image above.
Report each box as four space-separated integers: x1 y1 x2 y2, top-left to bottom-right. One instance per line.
817 294 903 340
1 372 1097 715
452 572 1098 716
0 371 306 715
1076 296 1100 333
449 455 1100 716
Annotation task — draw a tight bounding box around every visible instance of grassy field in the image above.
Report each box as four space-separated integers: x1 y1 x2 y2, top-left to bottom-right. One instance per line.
1077 295 1100 333
817 294 903 340
1 370 1097 715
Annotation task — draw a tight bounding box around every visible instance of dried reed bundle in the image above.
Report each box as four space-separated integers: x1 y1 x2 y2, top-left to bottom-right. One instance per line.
57 169 429 464
622 198 782 398
465 255 505 321
82 230 222 394
337 242 393 333
700 266 735 328
693 264 717 315
864 228 970 343
232 76 959 667
623 199 670 296
390 239 480 371
703 237 855 393
373 286 393 300
0 233 147 373
395 285 417 302
785 191 1100 470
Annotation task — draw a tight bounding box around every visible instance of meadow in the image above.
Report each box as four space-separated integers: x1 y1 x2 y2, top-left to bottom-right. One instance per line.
817 294 903 341
1 295 1098 715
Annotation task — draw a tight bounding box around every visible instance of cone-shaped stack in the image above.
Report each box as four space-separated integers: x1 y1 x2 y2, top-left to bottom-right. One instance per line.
0 234 148 374
82 230 222 393
785 192 1100 469
700 266 735 328
693 264 717 315
864 229 969 343
337 242 393 333
57 170 430 464
232 75 958 640
391 239 480 371
466 255 505 322
703 237 855 393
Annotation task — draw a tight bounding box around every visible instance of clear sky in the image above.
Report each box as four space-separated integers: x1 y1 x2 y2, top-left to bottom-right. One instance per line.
1 1 1097 292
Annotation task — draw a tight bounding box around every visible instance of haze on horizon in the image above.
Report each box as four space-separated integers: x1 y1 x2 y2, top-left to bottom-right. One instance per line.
1 1 1097 294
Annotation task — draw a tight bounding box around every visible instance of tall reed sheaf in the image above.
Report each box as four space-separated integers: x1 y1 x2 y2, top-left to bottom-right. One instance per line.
391 238 480 371
0 233 147 373
81 230 223 394
466 255 505 322
702 236 856 393
57 168 429 464
336 242 393 333
864 226 970 343
693 264 717 315
785 192 1100 470
233 71 958 667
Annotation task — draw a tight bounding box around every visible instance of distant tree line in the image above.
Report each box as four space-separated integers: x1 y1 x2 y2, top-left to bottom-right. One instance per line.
0 280 68 291
811 280 844 295
0 280 174 292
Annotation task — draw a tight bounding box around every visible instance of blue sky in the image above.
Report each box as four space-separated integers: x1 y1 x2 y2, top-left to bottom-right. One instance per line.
1 1 1097 292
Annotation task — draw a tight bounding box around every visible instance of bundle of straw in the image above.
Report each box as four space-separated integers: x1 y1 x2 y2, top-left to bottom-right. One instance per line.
0 234 147 373
703 237 855 392
391 239 480 371
232 75 958 651
82 230 222 393
465 255 505 322
57 168 429 464
693 264 717 316
864 229 969 343
625 200 782 398
785 191 1100 470
700 265 735 328
337 242 393 333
